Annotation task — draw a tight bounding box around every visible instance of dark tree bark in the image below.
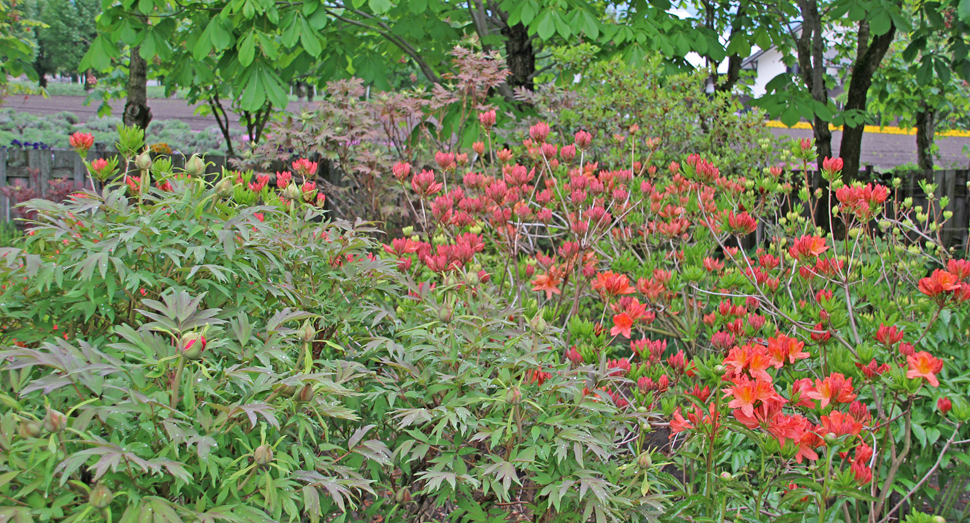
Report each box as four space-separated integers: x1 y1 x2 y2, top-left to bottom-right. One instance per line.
916 106 935 170
719 1 749 93
839 20 896 182
38 73 48 89
501 22 535 92
794 0 833 164
792 0 835 230
124 46 152 130
208 94 235 157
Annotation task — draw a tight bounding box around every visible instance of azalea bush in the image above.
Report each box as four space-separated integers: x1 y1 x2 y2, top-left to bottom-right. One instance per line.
378 108 970 521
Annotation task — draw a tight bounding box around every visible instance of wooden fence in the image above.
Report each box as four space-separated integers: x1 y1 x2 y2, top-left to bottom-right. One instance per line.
0 148 228 223
1 147 969 248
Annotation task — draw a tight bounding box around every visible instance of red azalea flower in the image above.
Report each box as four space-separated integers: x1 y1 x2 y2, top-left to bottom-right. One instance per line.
819 411 863 437
788 235 829 261
610 313 634 338
592 271 636 297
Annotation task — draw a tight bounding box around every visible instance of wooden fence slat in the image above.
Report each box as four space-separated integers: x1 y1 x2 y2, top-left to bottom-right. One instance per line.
39 150 52 198
0 148 7 223
74 151 88 190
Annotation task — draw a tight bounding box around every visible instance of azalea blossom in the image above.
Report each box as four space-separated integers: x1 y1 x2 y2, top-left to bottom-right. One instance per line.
906 351 944 387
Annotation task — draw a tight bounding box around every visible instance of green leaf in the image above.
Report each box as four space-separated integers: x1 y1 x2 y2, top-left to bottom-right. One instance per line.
912 423 927 448
307 6 329 30
368 0 391 14
80 36 120 71
210 19 232 50
535 10 555 40
408 0 426 13
193 22 216 61
239 70 266 113
238 33 257 66
299 17 322 56
780 105 801 127
261 67 289 109
868 7 892 35
959 0 970 23
553 11 571 40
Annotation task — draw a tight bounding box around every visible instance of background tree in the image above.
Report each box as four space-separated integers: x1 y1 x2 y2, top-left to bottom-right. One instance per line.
871 28 970 169
0 0 40 98
30 0 98 87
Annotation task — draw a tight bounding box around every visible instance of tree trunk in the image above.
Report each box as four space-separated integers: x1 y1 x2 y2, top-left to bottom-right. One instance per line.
839 20 896 182
713 0 747 94
38 74 48 89
916 106 935 170
794 0 833 230
501 22 535 92
124 46 152 130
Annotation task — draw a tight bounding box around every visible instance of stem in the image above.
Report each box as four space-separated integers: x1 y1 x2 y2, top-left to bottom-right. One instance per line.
170 357 186 410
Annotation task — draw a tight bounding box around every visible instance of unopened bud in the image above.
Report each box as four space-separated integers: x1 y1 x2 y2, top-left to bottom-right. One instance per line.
254 444 274 467
464 271 480 286
89 483 113 509
185 155 206 177
19 420 42 438
279 385 297 398
44 408 67 433
297 384 315 403
438 306 453 323
637 452 652 470
215 177 234 198
135 151 153 171
283 183 302 201
180 332 207 361
506 387 522 405
299 320 315 343
531 314 547 334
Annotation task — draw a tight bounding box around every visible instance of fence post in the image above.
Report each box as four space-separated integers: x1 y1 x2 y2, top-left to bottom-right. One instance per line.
74 151 88 191
0 148 7 223
39 150 52 198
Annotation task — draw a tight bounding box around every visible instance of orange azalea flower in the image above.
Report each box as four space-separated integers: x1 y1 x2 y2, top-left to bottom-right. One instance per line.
723 344 773 382
722 376 778 418
906 351 943 387
734 396 787 430
794 430 822 463
807 373 857 408
788 235 829 261
670 407 694 434
531 272 562 299
610 313 634 338
670 403 720 435
746 347 774 383
593 271 636 297
819 411 863 437
789 378 815 408
918 270 961 300
767 333 810 368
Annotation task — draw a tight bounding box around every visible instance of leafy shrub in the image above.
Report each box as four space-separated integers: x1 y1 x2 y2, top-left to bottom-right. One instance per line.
0 159 399 521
